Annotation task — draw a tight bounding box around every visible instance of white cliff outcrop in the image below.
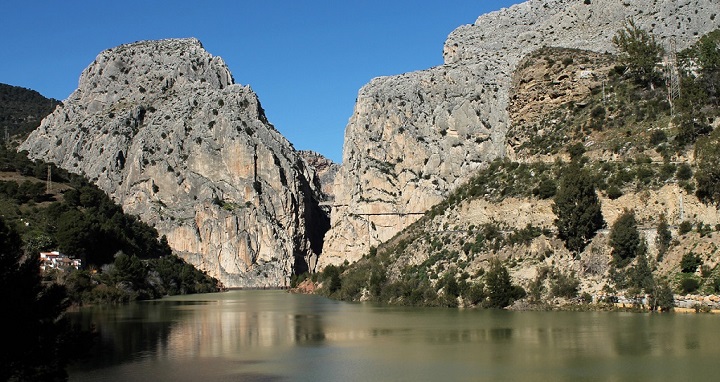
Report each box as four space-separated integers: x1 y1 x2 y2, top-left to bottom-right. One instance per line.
20 38 329 287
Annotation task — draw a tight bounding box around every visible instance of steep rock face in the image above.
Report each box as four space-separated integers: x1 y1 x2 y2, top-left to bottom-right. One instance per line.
320 0 720 268
20 38 328 287
299 150 338 200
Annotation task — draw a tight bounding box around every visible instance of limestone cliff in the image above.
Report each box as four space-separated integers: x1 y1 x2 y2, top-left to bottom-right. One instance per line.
320 0 720 268
20 38 328 288
299 150 338 201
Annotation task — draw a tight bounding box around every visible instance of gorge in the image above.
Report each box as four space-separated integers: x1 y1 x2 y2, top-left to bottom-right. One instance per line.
18 0 720 296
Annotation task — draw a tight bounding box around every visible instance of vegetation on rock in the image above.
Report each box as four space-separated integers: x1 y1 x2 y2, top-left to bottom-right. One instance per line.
315 26 720 312
0 83 61 140
0 143 220 304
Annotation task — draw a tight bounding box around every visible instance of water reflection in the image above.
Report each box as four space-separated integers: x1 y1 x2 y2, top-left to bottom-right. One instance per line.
293 314 325 344
68 292 720 381
69 301 186 369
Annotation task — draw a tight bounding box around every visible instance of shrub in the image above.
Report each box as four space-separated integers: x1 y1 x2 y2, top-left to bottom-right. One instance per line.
711 277 720 293
679 276 700 294
629 250 654 293
550 271 580 298
695 130 720 205
465 283 485 305
568 142 586 160
590 105 606 119
656 214 672 261
651 280 675 311
484 259 524 308
650 130 667 146
676 163 693 180
680 252 702 273
533 178 557 199
606 185 623 200
321 265 342 294
678 220 693 235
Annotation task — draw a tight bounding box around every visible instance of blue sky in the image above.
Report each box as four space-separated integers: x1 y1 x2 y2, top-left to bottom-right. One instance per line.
1 1 522 163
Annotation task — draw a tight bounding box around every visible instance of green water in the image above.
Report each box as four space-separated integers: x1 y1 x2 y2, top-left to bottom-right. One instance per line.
68 290 720 381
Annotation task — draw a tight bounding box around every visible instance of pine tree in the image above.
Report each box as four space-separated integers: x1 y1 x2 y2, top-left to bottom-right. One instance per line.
655 214 672 262
695 129 720 205
609 209 640 267
484 259 520 308
552 162 605 253
629 243 654 293
650 280 675 312
612 18 664 87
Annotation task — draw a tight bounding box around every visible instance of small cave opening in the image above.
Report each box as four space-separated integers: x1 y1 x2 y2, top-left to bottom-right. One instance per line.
115 150 126 170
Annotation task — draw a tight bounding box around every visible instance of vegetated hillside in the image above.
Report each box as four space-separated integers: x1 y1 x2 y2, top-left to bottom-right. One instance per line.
311 28 720 310
0 143 220 303
0 83 61 140
321 0 720 270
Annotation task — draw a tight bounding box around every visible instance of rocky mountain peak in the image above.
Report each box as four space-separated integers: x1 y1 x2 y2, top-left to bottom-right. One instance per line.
73 38 233 114
20 38 328 288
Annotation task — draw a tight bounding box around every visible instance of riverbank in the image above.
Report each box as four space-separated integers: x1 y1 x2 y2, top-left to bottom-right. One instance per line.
298 278 720 314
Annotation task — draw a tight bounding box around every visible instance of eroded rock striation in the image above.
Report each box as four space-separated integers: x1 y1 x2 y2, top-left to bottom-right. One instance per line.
20 38 329 287
320 0 720 268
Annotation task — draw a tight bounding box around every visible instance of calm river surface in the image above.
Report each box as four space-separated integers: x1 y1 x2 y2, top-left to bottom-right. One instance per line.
68 290 720 381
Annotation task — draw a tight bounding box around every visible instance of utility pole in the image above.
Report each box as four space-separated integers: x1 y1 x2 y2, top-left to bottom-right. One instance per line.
679 193 685 222
666 37 680 116
3 126 8 147
46 165 52 194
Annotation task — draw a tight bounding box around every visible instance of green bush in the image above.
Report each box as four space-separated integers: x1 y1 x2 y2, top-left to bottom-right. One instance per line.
676 163 693 180
679 220 694 235
711 277 720 293
321 265 342 294
651 280 675 311
655 214 672 261
695 130 720 205
679 276 700 294
550 271 580 298
650 130 667 146
533 178 557 199
606 185 623 200
680 252 702 273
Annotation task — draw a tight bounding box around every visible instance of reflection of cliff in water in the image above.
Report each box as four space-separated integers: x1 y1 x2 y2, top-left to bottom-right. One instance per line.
68 292 329 370
294 314 326 344
69 301 190 370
